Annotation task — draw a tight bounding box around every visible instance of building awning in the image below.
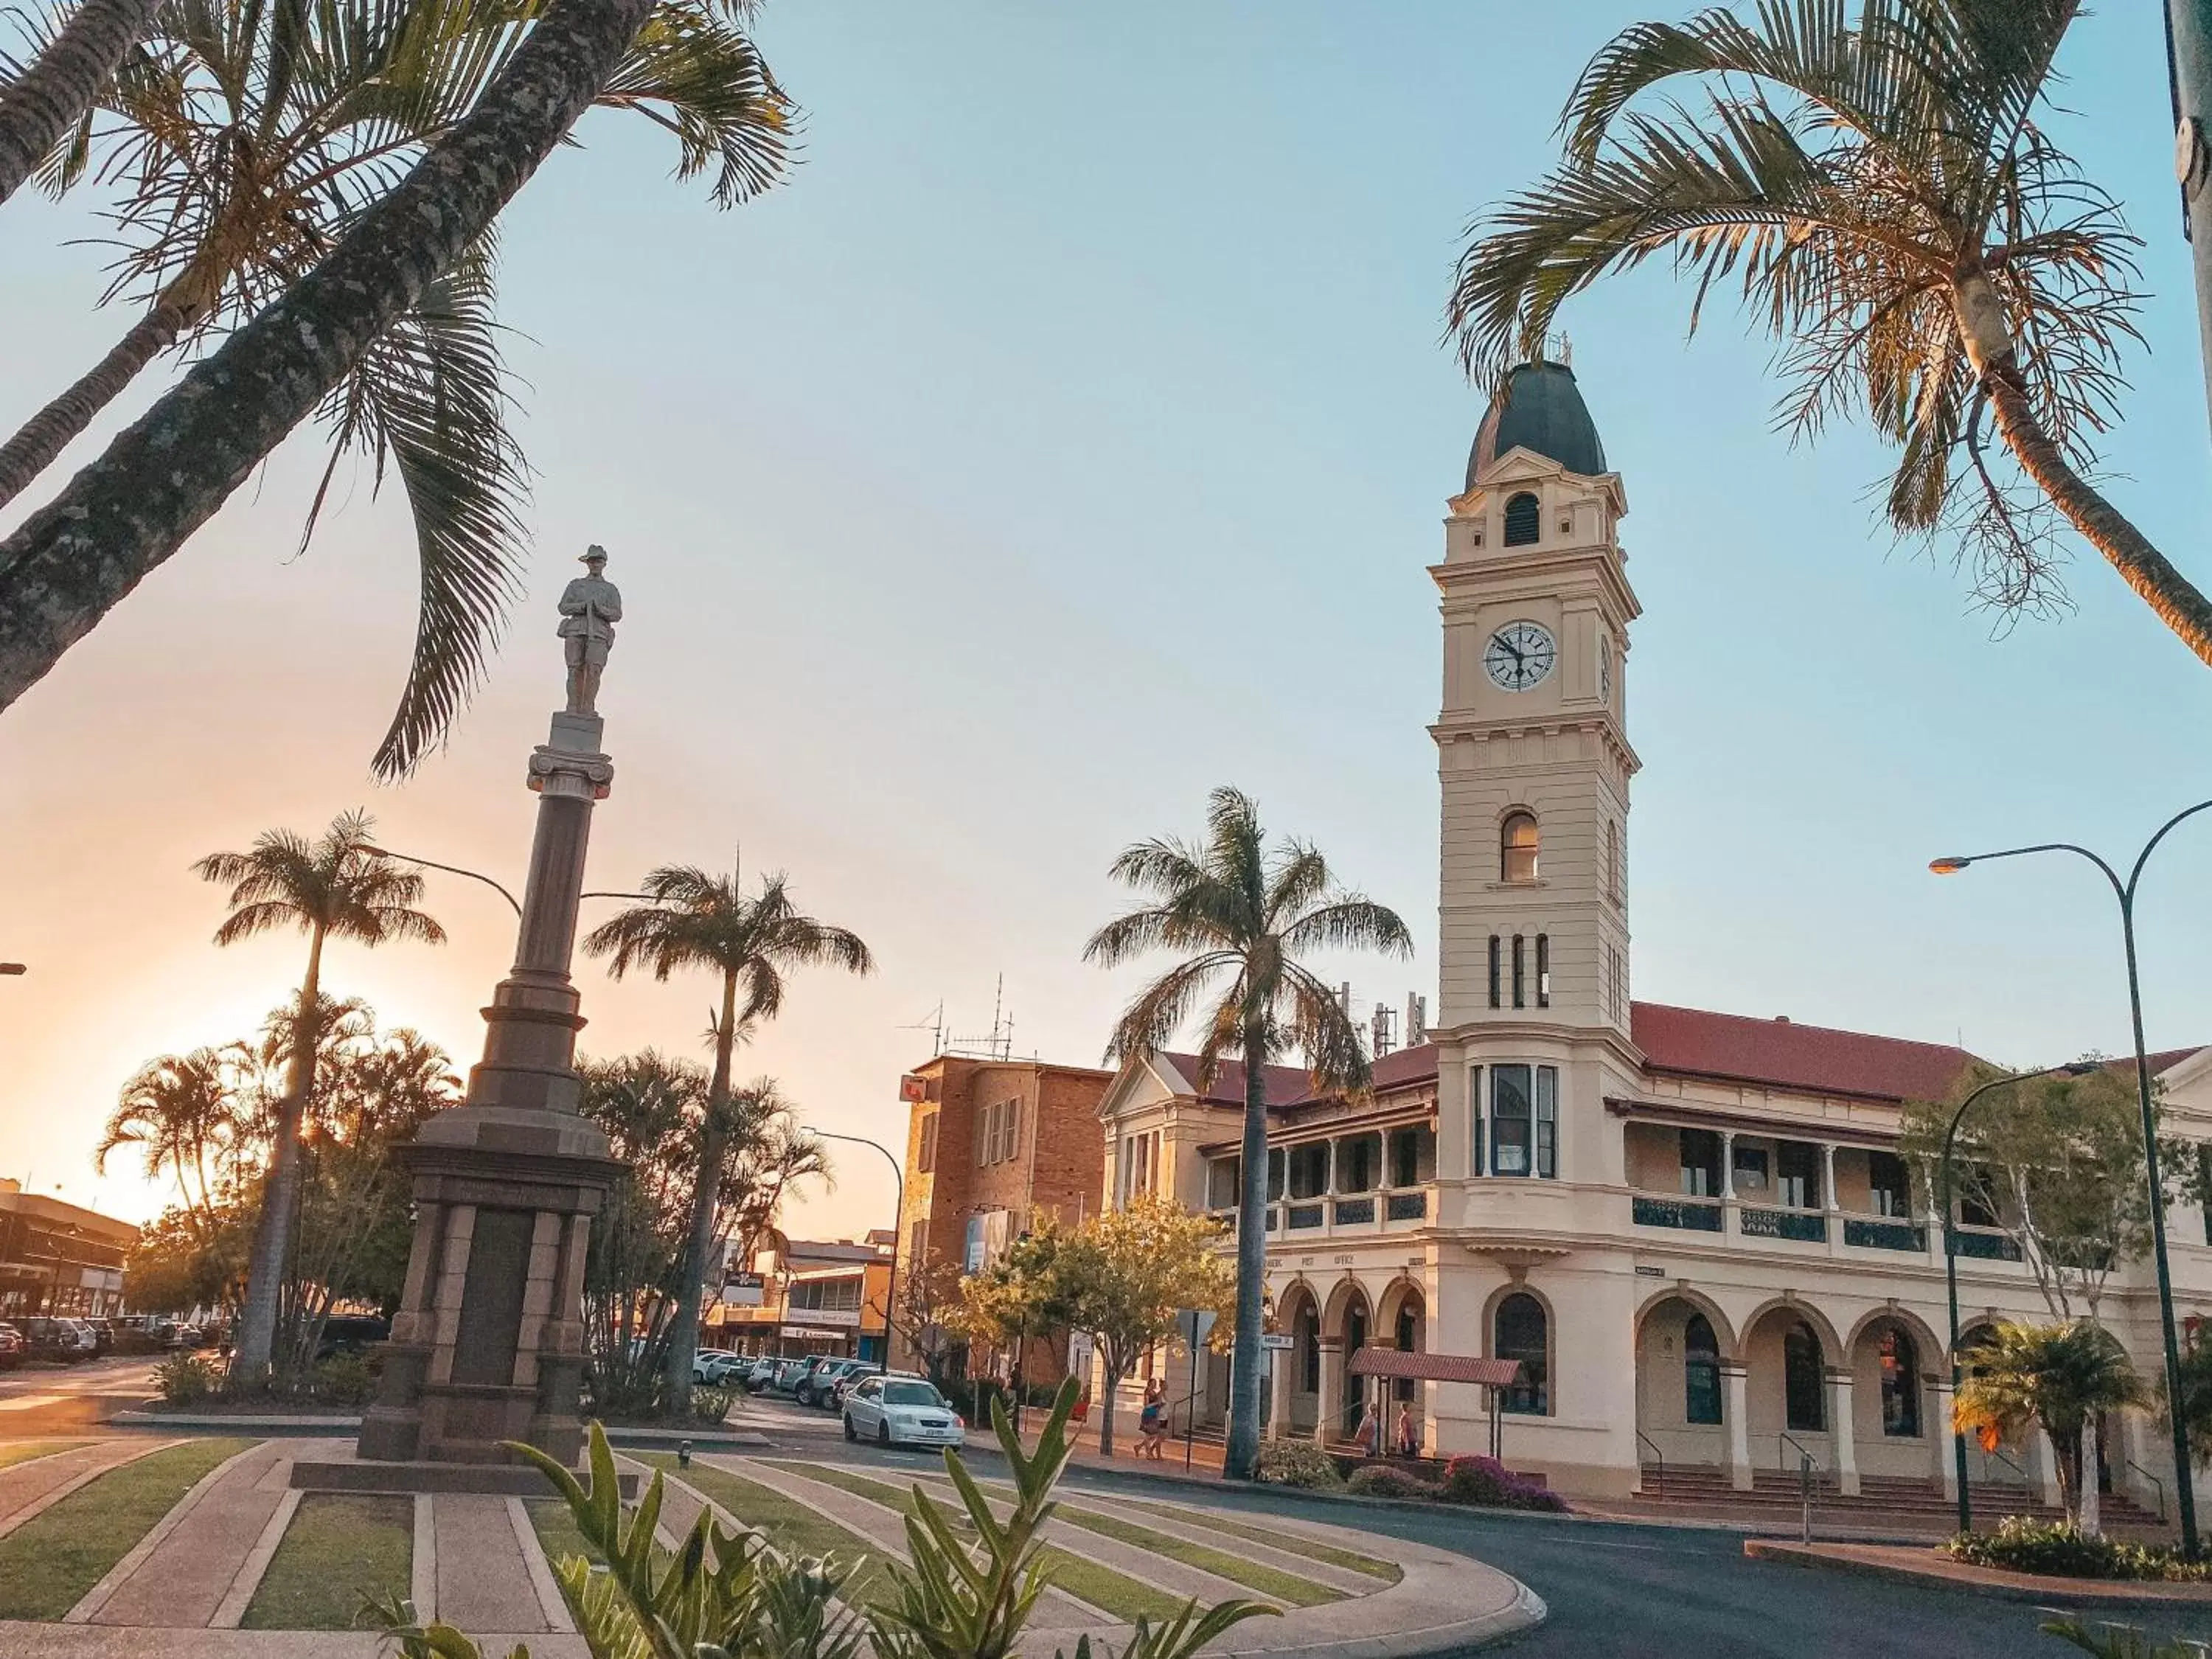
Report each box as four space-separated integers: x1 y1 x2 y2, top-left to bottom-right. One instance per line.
1347 1349 1520 1387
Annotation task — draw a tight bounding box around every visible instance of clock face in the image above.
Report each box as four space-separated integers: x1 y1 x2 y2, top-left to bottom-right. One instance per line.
1484 620 1557 691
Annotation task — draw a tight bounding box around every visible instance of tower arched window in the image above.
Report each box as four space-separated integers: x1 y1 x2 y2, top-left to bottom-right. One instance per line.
1501 812 1539 883
1495 1293 1550 1414
1503 492 1540 547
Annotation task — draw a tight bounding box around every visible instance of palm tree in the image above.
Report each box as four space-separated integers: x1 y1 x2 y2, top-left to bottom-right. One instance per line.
1085 786 1411 1482
0 0 662 727
0 0 161 206
0 0 790 775
1447 0 2212 668
1954 1318 2144 1531
99 1046 243 1234
194 808 443 1385
583 867 872 1412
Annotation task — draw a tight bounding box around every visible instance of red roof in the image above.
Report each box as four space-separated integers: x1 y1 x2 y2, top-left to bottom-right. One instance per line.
1629 1002 1976 1102
1348 1349 1520 1387
1160 1053 1316 1110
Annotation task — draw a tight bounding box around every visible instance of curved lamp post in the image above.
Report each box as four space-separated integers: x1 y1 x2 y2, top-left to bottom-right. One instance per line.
810 1130 903 1376
1932 795 2212 1557
0 963 24 975
1938 1060 2101 1534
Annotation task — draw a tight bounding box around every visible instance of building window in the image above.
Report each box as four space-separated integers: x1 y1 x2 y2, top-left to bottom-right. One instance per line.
1783 1321 1826 1432
1501 812 1540 883
1607 820 1621 901
1487 1064 1559 1178
1604 942 1627 1024
1867 1150 1912 1218
1495 1293 1549 1413
1503 491 1540 547
918 1112 938 1174
1389 1126 1426 1188
1679 1128 1722 1198
979 1100 1022 1166
1535 933 1550 1009
1512 935 1526 1008
1684 1313 1722 1425
1207 1157 1239 1209
1287 1142 1329 1199
1468 1066 1484 1175
1777 1141 1820 1209
1877 1325 1921 1437
1298 1308 1321 1393
908 1220 927 1270
1338 1134 1379 1192
1267 1147 1286 1202
1488 935 1502 1009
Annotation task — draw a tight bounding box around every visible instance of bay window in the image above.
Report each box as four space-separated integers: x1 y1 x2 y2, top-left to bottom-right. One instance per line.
1482 1062 1559 1178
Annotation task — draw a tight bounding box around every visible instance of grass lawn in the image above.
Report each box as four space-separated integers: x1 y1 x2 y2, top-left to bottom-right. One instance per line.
639 1454 893 1608
762 1461 1189 1626
241 1494 411 1630
0 1440 89 1472
527 1497 605 1570
1041 1499 1338 1607
1118 1499 1401 1583
0 1437 254 1620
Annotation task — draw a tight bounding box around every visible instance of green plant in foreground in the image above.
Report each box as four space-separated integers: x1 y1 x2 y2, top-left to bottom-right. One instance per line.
365 1378 1272 1659
2042 1618 2210 1657
154 1353 220 1405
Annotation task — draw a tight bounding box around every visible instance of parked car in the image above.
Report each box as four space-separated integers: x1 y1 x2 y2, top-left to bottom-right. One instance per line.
83 1318 115 1357
843 1374 964 1450
744 1356 779 1391
21 1317 87 1362
765 1357 813 1395
693 1349 747 1386
314 1315 390 1361
0 1322 21 1369
800 1357 866 1408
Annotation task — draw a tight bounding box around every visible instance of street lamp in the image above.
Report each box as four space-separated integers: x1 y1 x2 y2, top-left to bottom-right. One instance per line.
1938 1060 2101 1535
811 1130 903 1376
1931 796 2212 1557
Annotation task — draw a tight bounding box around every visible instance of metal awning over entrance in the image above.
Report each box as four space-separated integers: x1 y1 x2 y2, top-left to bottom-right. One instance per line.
1347 1349 1522 1458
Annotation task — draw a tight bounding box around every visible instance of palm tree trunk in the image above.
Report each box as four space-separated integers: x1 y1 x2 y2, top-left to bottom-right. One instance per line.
0 0 162 207
1224 1018 1269 1482
230 928 322 1388
1981 365 2212 667
667 972 738 1415
0 0 660 718
0 292 197 512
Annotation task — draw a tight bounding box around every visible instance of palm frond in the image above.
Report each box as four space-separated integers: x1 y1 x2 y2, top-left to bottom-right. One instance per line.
597 1 793 208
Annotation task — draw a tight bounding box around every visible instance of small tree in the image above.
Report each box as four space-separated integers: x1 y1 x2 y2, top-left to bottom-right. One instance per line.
952 1225 1074 1415
1954 1320 2144 1534
1052 1194 1234 1457
886 1251 963 1384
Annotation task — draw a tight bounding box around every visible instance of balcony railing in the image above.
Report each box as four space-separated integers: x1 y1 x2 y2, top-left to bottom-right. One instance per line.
1332 1197 1375 1226
1386 1192 1427 1222
1950 1227 2023 1262
1739 1206 1827 1243
1286 1203 1326 1231
1843 1217 1925 1253
1632 1194 1723 1232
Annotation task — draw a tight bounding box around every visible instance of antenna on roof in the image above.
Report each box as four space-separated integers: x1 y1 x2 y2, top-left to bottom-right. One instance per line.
946 975 1014 1061
899 1001 947 1056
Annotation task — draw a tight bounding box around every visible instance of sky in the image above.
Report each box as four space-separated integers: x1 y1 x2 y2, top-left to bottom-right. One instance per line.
4 1 2212 1248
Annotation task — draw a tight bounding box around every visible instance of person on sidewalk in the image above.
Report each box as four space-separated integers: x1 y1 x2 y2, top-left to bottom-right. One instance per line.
1393 1401 1419 1458
1354 1399 1380 1458
1138 1379 1169 1458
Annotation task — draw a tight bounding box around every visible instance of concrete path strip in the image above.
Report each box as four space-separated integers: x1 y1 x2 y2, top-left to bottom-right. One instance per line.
0 1624 593 1657
208 1486 302 1628
434 1492 551 1635
1028 1489 1379 1596
411 1494 435 1620
507 1495 576 1635
0 1438 185 1540
69 1439 278 1625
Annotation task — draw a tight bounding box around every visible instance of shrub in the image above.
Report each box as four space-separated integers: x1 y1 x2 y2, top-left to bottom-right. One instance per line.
1346 1464 1439 1500
1253 1441 1345 1491
154 1353 220 1405
1945 1517 2212 1582
311 1353 377 1406
691 1386 736 1425
1439 1454 1568 1513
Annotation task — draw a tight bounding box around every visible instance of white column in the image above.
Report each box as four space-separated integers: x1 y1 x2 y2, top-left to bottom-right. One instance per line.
1932 1374 1958 1497
1821 1144 1841 1213
1325 1139 1338 1195
1268 1345 1293 1441
1826 1366 1860 1496
1720 1130 1738 1200
1723 1363 1753 1491
1315 1339 1344 1446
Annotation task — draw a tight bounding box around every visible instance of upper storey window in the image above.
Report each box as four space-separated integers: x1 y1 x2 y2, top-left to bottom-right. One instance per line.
1503 492 1540 546
1500 812 1540 883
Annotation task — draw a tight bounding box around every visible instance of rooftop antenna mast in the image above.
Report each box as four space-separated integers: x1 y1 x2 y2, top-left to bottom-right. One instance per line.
947 975 1014 1061
898 1001 947 1057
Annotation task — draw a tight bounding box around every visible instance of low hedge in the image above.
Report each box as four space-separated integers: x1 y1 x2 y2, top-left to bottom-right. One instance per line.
1944 1517 2212 1582
1346 1464 1440 1500
1439 1455 1570 1513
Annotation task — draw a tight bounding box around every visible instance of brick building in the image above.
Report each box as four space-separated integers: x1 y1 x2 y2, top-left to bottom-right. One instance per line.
707 1231 895 1363
893 1054 1112 1377
0 1178 136 1319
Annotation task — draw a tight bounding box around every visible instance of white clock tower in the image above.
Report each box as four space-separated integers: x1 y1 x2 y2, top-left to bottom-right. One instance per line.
1428 359 1641 1200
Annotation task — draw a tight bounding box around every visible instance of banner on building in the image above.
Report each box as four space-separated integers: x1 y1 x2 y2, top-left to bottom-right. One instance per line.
720 1272 766 1307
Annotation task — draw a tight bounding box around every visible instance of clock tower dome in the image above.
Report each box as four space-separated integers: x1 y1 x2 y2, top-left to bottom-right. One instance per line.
1432 358 1640 1046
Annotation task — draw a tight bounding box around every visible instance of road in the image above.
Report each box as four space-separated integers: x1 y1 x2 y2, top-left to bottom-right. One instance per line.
0 1354 156 1435
734 1391 2205 1658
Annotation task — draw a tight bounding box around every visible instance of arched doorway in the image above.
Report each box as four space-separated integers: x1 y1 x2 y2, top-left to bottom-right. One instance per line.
1280 1286 1321 1437
1684 1314 1722 1426
1632 1293 1736 1471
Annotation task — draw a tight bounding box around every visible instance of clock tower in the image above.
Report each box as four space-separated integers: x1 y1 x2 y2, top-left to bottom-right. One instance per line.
1430 358 1640 1048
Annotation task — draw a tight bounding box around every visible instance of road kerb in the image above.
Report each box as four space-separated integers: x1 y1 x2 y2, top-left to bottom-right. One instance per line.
1745 1537 2212 1607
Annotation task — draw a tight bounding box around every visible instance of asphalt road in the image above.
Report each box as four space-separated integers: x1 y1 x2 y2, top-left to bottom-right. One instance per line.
0 1353 157 1434
734 1391 2208 1658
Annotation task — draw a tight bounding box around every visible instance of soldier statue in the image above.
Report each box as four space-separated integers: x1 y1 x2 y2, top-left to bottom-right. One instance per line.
558 546 622 715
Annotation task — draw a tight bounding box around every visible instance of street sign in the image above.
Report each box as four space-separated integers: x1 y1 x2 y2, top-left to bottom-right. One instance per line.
1174 1308 1217 1348
1260 1332 1294 1350
720 1272 766 1307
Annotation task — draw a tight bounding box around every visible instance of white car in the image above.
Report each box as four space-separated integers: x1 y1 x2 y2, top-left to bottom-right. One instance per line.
693 1349 745 1385
844 1374 965 1450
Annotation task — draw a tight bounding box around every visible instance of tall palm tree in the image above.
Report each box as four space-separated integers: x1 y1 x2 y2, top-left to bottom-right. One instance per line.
0 0 790 775
1085 785 1411 1482
0 0 161 206
99 1046 242 1234
583 866 872 1411
194 808 443 1384
1447 0 2212 667
1954 1318 2144 1531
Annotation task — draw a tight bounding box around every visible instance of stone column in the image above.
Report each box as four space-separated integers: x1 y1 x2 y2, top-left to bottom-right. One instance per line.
1268 1342 1293 1441
357 552 624 1470
1720 1130 1737 1199
1826 1366 1859 1495
1315 1338 1344 1446
1722 1363 1753 1491
1932 1374 1958 1497
1821 1144 1840 1213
